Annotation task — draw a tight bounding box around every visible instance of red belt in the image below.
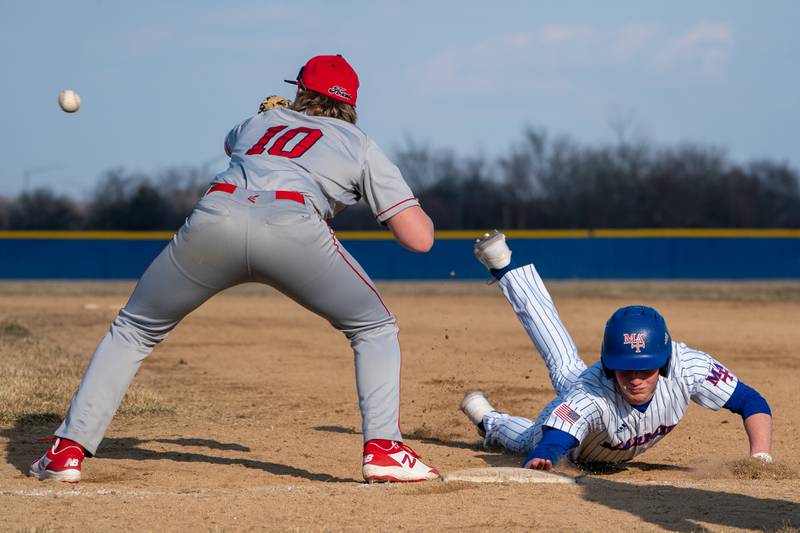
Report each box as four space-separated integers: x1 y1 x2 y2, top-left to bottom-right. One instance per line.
205 183 305 204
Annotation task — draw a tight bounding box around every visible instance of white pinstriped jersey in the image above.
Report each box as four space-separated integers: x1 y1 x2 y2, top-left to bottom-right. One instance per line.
497 264 739 464
217 108 419 223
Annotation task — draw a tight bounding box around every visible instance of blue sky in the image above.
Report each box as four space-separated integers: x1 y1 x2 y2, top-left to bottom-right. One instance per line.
2 1 798 198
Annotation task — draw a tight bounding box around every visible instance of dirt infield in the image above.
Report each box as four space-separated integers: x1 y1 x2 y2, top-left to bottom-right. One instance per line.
1 281 799 532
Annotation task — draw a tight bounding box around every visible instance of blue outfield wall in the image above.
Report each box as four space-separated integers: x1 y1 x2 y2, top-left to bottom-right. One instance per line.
0 230 799 280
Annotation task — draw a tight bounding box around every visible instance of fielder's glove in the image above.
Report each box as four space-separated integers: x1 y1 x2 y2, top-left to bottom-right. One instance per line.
259 95 292 113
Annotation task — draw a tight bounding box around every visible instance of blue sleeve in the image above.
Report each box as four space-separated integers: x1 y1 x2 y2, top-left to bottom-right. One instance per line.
523 426 579 466
723 381 771 419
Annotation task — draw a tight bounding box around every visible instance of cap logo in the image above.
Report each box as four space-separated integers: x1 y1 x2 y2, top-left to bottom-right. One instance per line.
328 85 352 101
623 333 646 353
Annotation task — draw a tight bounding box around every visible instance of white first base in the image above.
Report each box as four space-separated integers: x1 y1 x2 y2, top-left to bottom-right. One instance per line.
442 467 575 484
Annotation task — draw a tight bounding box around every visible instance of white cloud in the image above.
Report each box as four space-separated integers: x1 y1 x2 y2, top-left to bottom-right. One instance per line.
612 23 659 61
503 32 533 49
539 24 593 45
417 21 735 95
195 4 309 27
674 22 733 48
419 31 579 94
653 22 733 78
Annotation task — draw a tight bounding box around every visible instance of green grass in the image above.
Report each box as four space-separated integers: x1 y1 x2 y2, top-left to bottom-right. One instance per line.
0 320 173 427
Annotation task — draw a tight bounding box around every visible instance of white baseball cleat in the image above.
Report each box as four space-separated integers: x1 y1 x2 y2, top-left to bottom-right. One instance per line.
460 391 495 436
474 230 512 270
362 439 440 482
751 452 773 463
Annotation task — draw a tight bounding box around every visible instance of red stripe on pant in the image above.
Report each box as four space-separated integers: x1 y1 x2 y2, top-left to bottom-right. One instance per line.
326 224 400 434
325 224 390 315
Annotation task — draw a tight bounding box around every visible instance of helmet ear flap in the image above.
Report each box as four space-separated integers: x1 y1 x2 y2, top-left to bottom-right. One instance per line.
659 354 671 377
601 339 613 379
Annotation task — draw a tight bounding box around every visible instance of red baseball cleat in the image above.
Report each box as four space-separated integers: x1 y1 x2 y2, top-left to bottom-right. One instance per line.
29 437 85 483
362 439 440 482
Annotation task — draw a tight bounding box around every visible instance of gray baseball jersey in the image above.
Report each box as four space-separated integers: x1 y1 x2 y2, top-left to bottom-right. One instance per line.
482 264 739 463
56 109 420 455
221 108 419 222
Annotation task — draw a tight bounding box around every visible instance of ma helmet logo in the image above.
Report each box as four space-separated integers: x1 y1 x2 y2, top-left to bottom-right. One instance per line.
623 333 646 353
328 85 352 101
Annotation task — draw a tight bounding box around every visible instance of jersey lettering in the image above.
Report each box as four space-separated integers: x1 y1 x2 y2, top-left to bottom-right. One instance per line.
245 126 287 155
623 333 646 352
268 127 324 158
706 363 734 386
600 424 675 451
246 126 323 159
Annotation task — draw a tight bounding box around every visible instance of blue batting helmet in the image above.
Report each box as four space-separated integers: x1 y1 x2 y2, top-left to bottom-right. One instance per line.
601 305 672 378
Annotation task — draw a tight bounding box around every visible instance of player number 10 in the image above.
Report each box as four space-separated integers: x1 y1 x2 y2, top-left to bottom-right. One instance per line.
245 126 323 159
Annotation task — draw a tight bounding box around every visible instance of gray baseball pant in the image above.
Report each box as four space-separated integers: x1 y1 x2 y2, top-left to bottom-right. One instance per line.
57 188 402 455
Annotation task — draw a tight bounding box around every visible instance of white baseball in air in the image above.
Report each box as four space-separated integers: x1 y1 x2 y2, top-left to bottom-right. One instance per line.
58 89 81 113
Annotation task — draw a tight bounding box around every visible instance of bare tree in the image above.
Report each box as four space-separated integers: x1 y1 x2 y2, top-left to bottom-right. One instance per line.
4 128 800 230
8 189 84 229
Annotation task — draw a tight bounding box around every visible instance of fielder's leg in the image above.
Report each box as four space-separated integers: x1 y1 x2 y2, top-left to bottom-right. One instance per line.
246 200 437 481
55 197 246 455
247 207 402 442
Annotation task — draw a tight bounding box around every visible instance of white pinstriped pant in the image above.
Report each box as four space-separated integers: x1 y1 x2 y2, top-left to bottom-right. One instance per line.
482 264 587 455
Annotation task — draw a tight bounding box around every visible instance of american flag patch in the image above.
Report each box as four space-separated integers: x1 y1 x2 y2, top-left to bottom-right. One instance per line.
554 404 581 425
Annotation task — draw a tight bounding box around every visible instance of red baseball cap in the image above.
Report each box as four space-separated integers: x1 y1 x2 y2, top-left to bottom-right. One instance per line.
285 54 359 106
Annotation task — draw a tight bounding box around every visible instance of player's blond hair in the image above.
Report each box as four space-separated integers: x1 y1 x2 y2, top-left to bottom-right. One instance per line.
292 89 357 125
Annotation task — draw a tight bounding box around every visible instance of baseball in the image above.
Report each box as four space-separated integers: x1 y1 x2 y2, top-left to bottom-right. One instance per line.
58 89 81 113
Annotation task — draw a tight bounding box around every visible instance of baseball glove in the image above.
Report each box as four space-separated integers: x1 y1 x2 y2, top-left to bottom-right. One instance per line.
258 95 292 113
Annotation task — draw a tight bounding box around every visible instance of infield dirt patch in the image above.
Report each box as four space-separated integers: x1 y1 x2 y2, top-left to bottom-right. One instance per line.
1 281 798 531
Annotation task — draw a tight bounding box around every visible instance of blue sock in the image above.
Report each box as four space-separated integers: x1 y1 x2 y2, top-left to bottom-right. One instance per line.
490 260 516 280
